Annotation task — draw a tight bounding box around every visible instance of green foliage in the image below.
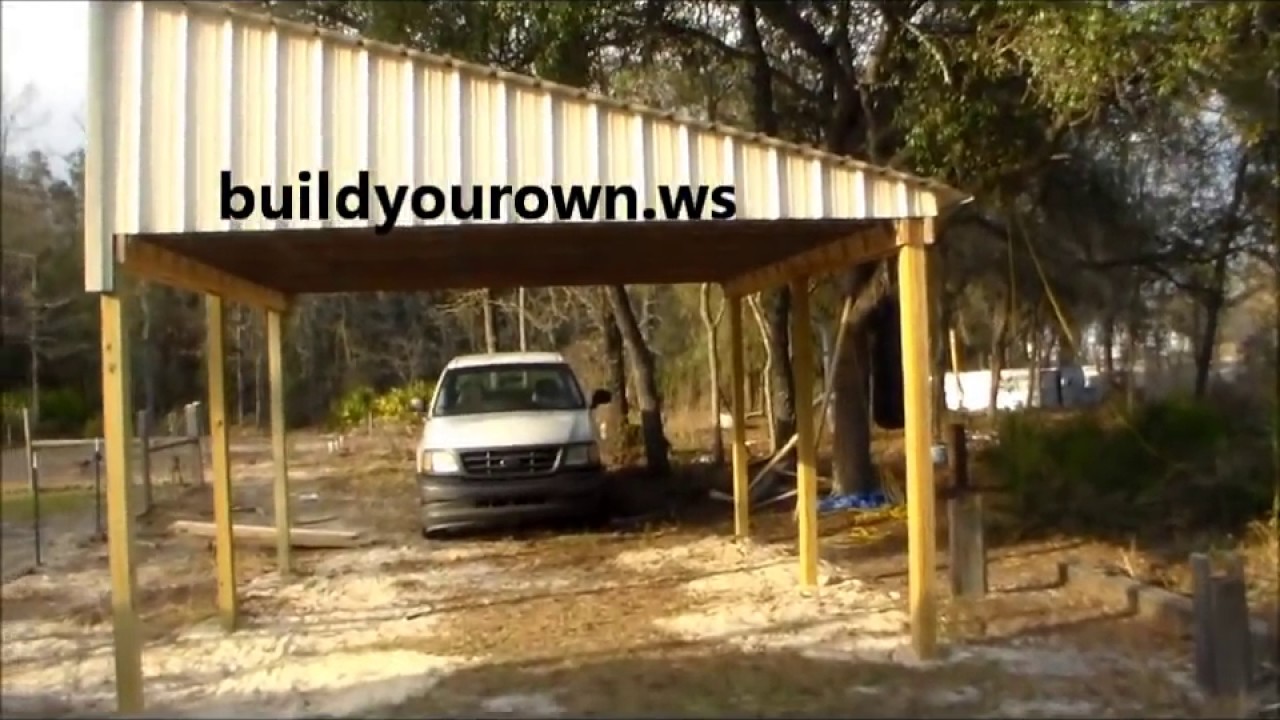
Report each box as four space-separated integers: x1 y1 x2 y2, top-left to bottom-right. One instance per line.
37 387 92 436
372 380 436 422
329 380 436 430
981 398 1272 539
0 390 24 421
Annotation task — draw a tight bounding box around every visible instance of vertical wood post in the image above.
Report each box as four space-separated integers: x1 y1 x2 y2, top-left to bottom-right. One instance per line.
946 423 986 598
100 291 144 712
898 219 939 660
1210 555 1252 701
727 292 749 540
1190 552 1216 692
790 278 819 588
206 295 239 631
267 309 291 575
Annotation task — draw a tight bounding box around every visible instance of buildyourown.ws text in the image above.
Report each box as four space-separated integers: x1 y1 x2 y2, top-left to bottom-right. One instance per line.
220 171 738 233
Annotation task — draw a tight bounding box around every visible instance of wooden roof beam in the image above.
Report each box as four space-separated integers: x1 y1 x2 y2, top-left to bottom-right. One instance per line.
114 236 291 312
720 222 898 297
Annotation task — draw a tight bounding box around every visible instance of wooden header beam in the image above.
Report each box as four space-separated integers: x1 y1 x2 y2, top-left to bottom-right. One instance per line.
721 222 898 297
114 236 291 312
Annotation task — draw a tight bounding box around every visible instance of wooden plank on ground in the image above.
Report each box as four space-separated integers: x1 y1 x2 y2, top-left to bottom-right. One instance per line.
169 520 367 549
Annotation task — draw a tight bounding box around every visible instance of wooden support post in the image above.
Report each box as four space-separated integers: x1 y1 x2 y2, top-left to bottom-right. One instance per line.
946 423 986 598
205 296 239 631
100 292 144 712
790 277 819 588
1190 552 1216 692
266 309 291 575
727 293 749 539
1210 556 1253 700
898 219 939 660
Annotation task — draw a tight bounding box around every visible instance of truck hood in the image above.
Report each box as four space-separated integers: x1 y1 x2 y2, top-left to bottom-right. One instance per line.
422 410 593 450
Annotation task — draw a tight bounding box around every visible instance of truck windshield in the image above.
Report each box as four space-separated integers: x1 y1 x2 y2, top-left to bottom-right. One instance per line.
432 363 587 417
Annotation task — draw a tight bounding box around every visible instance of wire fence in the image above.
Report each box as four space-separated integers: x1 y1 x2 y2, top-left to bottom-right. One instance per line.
4 403 205 578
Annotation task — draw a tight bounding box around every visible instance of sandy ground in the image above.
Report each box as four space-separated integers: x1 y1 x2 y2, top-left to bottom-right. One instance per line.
0 429 1269 718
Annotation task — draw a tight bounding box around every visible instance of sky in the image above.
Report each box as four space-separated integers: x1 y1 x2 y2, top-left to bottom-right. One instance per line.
1 0 89 169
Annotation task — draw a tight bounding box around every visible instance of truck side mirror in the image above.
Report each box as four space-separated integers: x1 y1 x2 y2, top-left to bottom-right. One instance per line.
408 397 426 414
589 389 612 408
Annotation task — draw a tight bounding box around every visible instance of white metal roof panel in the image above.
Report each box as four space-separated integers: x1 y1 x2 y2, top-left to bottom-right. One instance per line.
85 0 962 292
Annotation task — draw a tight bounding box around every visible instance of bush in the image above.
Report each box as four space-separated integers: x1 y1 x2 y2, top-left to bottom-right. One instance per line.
329 380 436 430
37 387 92 437
979 396 1271 540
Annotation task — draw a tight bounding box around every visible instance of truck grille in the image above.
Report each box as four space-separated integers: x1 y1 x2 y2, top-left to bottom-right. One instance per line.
459 446 560 478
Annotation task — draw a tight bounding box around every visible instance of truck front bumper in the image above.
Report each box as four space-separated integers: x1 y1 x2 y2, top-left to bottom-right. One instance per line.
417 469 607 534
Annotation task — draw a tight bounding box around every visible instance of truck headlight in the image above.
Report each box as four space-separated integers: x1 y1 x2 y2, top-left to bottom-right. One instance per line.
423 450 460 474
561 443 600 467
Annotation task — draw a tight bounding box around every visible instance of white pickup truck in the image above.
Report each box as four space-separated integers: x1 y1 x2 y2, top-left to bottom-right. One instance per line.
408 352 613 536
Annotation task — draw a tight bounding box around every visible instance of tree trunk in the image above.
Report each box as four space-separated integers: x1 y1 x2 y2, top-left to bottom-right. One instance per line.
139 285 155 422
1194 291 1225 398
831 314 874 495
699 283 725 465
988 306 1009 422
517 287 528 352
1193 153 1252 397
1027 318 1043 408
607 285 670 474
1102 314 1117 374
482 290 498 353
764 288 796 460
597 288 628 457
235 307 246 426
746 294 777 450
830 263 892 496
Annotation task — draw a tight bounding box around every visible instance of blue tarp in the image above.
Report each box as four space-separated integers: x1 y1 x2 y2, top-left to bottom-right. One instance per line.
817 491 892 514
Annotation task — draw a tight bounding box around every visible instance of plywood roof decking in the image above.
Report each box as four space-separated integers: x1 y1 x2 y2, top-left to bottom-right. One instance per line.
86 0 964 295
118 219 892 295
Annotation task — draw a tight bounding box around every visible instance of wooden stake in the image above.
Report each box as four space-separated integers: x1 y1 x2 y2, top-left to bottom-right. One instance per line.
267 309 291 575
946 423 986 598
790 277 819 588
100 292 144 712
728 293 749 539
206 295 239 630
898 219 939 659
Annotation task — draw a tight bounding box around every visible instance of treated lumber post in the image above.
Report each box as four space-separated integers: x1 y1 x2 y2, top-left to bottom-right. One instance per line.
790 277 819 588
266 309 291 575
899 218 939 660
205 295 239 631
101 291 144 712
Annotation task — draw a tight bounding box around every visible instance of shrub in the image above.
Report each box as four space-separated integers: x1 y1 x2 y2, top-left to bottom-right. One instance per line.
979 396 1271 540
329 380 436 430
37 387 92 436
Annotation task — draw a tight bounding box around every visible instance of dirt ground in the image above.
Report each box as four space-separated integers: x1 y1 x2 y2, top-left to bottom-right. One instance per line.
0 428 1273 718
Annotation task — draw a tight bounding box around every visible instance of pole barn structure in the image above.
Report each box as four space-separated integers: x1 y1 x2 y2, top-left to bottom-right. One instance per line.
86 0 968 711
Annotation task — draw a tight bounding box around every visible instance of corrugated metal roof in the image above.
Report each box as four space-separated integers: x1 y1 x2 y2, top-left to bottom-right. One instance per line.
85 0 965 292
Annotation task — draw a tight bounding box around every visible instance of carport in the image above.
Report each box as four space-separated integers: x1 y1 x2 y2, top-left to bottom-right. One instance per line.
87 0 967 712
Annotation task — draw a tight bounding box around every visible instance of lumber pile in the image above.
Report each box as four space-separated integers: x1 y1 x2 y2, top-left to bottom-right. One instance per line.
168 520 368 549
